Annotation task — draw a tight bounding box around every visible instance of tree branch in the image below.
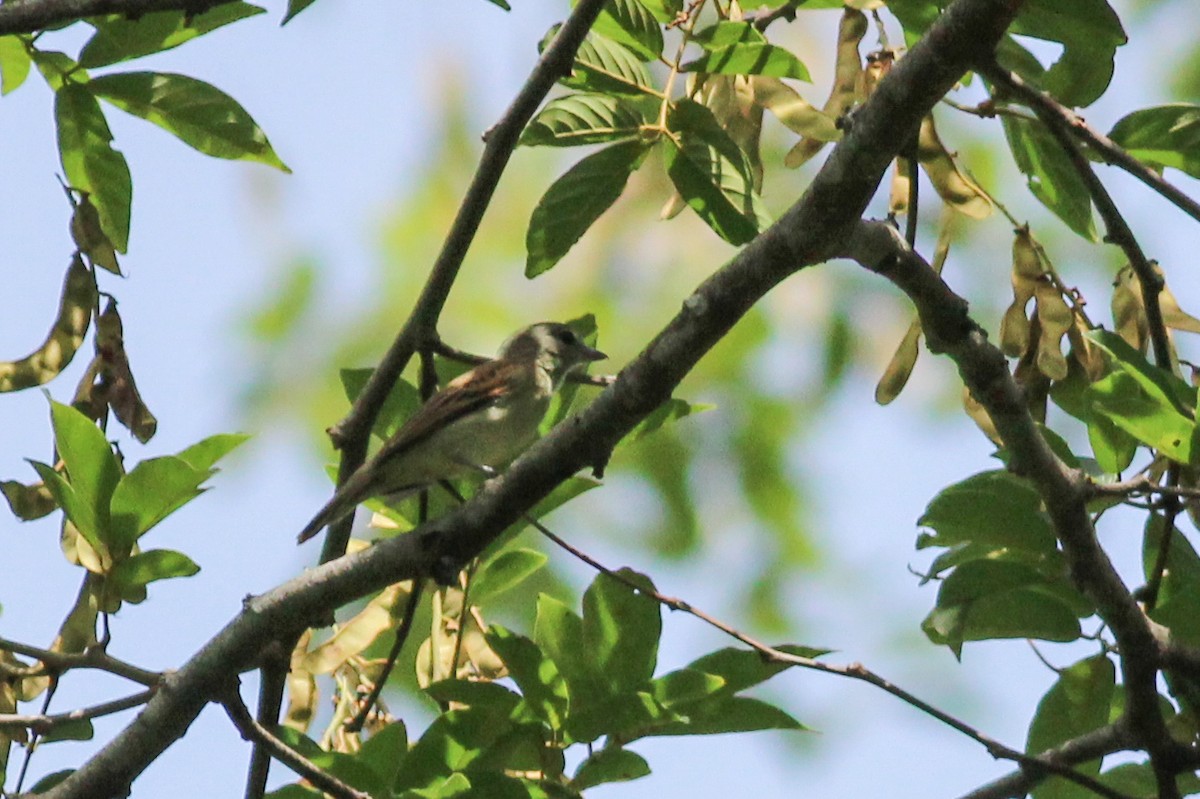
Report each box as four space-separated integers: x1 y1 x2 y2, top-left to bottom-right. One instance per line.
0 689 155 736
841 219 1188 790
34 1 1022 796
537 519 1134 799
313 0 610 565
0 637 161 687
0 0 240 36
220 688 369 799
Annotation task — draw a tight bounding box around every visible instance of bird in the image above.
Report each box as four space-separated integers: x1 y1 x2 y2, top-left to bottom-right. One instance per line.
297 322 606 544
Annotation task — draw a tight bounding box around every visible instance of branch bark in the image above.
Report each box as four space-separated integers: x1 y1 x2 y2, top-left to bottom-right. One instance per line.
33 0 1022 796
0 0 239 36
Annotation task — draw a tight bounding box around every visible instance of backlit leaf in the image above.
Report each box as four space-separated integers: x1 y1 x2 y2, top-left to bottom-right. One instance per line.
526 139 649 277
89 72 289 171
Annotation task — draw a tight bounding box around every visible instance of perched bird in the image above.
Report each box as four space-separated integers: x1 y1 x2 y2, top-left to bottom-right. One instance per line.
297 322 606 544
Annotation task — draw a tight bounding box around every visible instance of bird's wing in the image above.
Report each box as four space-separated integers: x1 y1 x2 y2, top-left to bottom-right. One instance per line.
295 361 512 544
369 359 512 466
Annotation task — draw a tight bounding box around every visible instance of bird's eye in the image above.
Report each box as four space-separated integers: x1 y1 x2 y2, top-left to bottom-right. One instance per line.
552 328 577 345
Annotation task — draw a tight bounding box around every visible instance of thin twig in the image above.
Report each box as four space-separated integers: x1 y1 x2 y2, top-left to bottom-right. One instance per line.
0 688 154 735
345 580 424 734
0 637 161 687
534 520 1136 799
980 64 1174 371
0 0 238 35
221 688 370 799
316 0 610 567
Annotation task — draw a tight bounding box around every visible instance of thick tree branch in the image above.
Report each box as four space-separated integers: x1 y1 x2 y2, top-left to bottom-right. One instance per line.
0 0 238 36
34 1 1021 796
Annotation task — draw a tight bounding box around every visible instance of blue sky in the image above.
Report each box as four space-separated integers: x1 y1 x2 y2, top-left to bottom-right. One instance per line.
3 1 1199 796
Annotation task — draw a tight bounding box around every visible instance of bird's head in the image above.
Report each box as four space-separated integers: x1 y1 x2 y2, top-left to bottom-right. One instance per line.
499 322 607 388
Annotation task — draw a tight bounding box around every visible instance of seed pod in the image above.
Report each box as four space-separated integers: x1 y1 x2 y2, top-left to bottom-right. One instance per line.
1111 265 1148 352
998 227 1042 358
0 255 95 392
916 115 992 220
1034 282 1073 381
785 8 867 167
69 192 120 275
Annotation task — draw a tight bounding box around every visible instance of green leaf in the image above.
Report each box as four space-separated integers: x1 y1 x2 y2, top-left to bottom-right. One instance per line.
681 644 823 697
1049 359 1138 473
571 748 650 791
30 460 105 561
41 718 94 743
49 398 121 538
173 432 250 472
424 680 522 714
340 369 420 440
1027 656 1114 799
682 43 810 81
1089 330 1194 414
642 695 807 737
0 35 32 95
89 72 289 171
1146 521 1200 647
692 21 766 49
664 99 764 245
582 570 661 695
392 708 512 792
1000 114 1097 242
526 139 649 277
639 0 682 23
917 470 1057 554
535 593 605 711
1085 330 1196 464
1010 0 1126 107
355 720 408 793
567 32 655 96
1108 105 1200 180
485 626 569 728
566 691 674 743
472 548 549 605
592 0 663 62
109 456 211 551
650 668 725 708
521 94 646 147
79 5 266 68
55 83 132 252
109 548 200 597
282 0 319 24
625 398 712 443
923 560 1085 655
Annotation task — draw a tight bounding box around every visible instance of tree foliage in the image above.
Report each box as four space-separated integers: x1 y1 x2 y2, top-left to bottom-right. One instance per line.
4 0 1200 798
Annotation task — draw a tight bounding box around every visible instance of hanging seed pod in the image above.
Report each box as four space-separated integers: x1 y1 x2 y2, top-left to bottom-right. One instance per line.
785 8 867 167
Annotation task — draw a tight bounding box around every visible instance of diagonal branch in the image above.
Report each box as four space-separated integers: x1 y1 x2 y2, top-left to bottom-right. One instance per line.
35 1 1022 796
315 0 610 565
0 0 239 35
841 219 1187 793
980 64 1174 372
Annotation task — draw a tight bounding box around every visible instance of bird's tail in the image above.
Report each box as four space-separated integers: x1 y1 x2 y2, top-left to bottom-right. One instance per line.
296 493 352 544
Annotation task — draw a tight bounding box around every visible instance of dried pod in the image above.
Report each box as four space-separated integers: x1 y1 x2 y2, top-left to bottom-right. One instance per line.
916 115 992 220
785 8 866 167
